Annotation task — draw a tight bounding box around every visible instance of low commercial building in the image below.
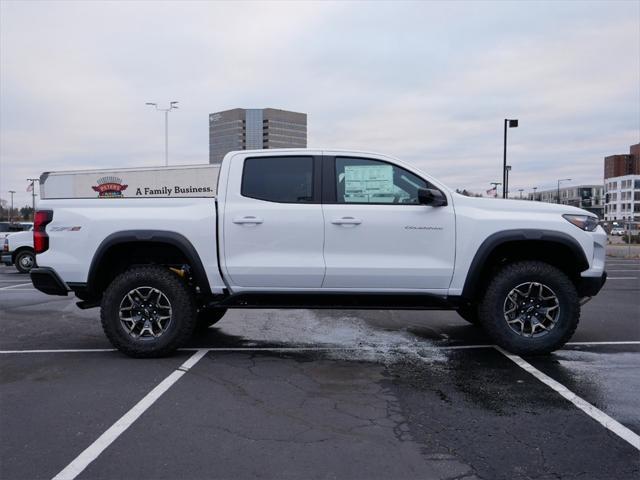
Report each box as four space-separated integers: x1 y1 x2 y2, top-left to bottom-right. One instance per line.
529 185 604 218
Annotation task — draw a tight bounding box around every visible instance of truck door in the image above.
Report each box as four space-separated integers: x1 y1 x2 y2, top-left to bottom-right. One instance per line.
321 155 455 290
222 154 325 288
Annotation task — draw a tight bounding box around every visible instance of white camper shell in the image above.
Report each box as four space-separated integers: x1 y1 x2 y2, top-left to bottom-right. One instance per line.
39 164 220 200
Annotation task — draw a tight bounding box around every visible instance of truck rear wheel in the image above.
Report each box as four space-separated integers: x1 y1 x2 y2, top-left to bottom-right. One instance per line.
478 260 579 355
100 265 197 358
195 307 227 331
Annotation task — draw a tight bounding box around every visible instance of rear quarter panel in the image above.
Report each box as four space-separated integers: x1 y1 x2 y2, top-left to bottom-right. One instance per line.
36 198 225 293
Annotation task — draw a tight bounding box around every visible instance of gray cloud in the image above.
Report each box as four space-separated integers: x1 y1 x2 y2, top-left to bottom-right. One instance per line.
1 0 638 206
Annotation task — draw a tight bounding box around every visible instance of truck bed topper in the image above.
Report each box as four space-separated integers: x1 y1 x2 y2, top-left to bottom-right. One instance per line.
39 164 220 199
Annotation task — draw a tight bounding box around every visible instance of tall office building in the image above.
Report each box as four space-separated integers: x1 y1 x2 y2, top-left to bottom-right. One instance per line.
209 108 307 164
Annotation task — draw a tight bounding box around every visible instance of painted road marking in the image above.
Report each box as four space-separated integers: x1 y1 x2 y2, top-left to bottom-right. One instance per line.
51 349 209 480
1 341 638 355
0 283 33 290
606 269 640 272
607 277 638 280
496 346 640 452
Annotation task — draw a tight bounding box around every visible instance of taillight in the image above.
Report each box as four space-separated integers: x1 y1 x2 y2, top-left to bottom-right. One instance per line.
34 210 53 254
2 238 8 252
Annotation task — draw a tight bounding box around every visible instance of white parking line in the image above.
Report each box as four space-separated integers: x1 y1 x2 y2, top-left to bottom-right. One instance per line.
495 346 640 452
606 269 640 272
51 349 209 480
607 277 638 280
0 283 32 290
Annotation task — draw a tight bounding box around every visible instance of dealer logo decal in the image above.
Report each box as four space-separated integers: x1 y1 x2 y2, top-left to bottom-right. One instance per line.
92 176 128 198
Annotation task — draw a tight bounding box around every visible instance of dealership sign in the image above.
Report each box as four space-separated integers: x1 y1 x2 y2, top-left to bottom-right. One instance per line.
40 165 220 200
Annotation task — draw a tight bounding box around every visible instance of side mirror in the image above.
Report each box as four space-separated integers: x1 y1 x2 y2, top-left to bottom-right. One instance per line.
418 188 447 207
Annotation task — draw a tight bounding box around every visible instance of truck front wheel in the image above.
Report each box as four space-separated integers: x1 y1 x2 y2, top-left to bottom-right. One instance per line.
478 260 579 355
100 266 197 358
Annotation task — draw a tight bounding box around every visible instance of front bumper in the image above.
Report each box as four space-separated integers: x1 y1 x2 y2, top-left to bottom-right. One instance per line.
577 271 607 297
30 267 69 296
1 253 12 266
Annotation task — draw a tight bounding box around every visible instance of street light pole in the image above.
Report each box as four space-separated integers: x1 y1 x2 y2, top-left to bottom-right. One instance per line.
502 118 518 198
8 190 15 222
146 101 179 166
557 178 571 204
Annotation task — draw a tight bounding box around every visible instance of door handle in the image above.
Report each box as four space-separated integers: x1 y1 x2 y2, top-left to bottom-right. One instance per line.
331 216 362 225
233 216 263 225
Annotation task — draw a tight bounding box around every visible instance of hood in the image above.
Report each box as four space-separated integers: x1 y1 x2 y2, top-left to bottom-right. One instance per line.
451 192 596 217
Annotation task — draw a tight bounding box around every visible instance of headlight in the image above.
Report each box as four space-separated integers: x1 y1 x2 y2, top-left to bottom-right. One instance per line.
563 214 598 231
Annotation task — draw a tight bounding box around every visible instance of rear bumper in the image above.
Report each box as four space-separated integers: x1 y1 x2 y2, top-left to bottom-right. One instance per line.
30 267 69 296
577 271 607 297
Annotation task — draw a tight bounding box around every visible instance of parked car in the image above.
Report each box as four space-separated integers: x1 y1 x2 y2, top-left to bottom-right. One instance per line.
2 228 35 273
30 149 607 358
610 227 626 236
0 221 30 239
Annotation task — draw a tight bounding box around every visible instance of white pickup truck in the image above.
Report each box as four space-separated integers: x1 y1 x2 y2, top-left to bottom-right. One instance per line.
30 149 607 357
2 229 35 273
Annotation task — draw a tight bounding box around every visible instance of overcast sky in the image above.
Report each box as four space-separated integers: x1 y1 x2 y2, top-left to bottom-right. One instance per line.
1 0 639 207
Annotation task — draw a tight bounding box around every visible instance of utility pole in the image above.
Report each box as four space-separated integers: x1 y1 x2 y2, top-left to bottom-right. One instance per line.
27 179 39 217
8 190 15 222
146 101 179 166
502 118 518 198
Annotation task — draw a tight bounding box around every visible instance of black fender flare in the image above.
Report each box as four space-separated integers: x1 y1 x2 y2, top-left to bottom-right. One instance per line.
460 229 589 300
87 230 212 295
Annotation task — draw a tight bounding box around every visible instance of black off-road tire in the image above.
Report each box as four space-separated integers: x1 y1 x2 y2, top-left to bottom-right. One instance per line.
457 305 480 326
100 265 197 358
14 249 35 274
478 260 579 355
195 307 227 331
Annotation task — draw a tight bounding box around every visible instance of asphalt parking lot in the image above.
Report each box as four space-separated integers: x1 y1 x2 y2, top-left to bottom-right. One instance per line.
1 260 639 480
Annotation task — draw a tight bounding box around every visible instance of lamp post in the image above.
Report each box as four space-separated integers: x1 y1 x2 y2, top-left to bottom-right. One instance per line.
146 101 179 166
8 190 15 222
502 118 518 198
557 178 571 204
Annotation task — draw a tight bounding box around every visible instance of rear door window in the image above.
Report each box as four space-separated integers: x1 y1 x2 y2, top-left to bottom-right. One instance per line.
241 156 314 203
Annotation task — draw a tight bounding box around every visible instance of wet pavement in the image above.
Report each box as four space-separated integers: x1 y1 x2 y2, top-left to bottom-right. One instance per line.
1 260 639 479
